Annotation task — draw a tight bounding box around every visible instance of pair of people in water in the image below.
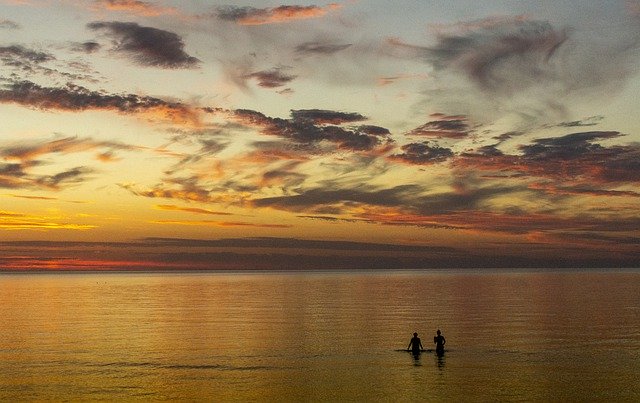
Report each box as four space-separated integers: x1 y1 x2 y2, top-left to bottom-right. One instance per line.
407 330 445 355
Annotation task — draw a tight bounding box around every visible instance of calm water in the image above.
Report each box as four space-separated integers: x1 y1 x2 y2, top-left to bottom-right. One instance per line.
1 270 639 401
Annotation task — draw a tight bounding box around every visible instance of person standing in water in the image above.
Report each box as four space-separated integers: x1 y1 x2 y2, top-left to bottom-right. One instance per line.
434 329 446 355
407 332 423 355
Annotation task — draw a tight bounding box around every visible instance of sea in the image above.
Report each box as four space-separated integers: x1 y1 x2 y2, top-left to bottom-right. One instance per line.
1 269 639 401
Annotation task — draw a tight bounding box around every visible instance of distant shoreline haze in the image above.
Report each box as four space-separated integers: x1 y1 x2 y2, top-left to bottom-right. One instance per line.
0 238 637 271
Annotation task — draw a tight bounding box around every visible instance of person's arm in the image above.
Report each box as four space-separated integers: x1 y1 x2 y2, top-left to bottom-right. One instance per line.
442 337 446 346
407 340 412 351
419 340 423 350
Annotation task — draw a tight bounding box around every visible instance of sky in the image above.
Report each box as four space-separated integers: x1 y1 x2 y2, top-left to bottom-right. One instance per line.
1 0 639 270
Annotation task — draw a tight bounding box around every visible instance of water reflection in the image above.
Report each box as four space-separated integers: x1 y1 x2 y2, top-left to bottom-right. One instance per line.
435 351 445 370
0 270 639 401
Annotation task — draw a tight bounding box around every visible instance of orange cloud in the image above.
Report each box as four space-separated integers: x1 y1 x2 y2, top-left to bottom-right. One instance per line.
152 219 292 228
94 0 177 17
0 211 95 230
222 4 342 26
155 204 233 216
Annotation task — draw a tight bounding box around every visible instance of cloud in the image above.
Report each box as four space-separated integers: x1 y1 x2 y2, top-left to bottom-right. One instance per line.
143 236 455 253
290 109 367 124
295 41 351 55
0 45 55 67
407 113 473 139
155 204 233 216
34 167 94 190
0 19 20 29
0 45 98 82
260 162 307 188
0 210 95 230
0 80 200 124
251 184 422 213
120 176 222 203
93 0 177 17
243 67 297 88
70 41 102 54
233 109 391 152
0 136 142 190
392 14 640 127
390 142 454 165
454 131 640 185
152 220 292 228
0 136 127 161
555 116 604 128
216 3 342 25
2 237 637 270
426 18 568 93
87 21 200 68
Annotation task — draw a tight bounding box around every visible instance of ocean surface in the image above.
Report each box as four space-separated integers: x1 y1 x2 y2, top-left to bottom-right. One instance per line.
1 269 639 401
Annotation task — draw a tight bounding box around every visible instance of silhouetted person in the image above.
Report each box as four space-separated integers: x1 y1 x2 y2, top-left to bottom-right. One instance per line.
434 329 446 355
407 332 423 355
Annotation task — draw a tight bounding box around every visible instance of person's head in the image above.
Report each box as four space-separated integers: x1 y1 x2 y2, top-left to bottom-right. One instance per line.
436 330 441 335
413 332 418 337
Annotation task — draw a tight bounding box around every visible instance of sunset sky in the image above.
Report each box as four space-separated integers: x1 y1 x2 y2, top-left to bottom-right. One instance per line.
1 0 639 270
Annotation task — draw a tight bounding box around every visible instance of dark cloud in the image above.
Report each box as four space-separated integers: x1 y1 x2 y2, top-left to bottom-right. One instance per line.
143 236 455 253
407 114 472 139
390 142 454 165
234 109 390 152
0 19 20 29
295 41 352 55
0 45 55 67
455 131 640 185
71 41 102 54
244 68 297 88
35 167 94 189
357 125 390 136
493 131 525 142
0 80 198 123
0 162 93 191
290 109 367 124
0 45 98 82
555 116 604 128
520 131 622 160
87 21 200 68
252 184 422 212
427 19 568 92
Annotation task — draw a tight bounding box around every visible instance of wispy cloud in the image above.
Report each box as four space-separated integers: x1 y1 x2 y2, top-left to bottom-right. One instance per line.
295 41 351 55
87 21 200 68
0 19 20 29
70 41 102 54
93 0 177 17
151 219 292 228
154 204 233 216
0 210 95 230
